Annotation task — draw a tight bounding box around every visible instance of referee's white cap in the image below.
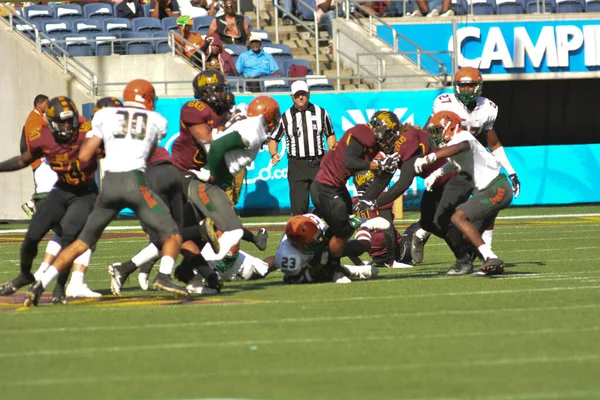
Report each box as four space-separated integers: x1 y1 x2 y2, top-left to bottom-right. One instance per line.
291 80 309 95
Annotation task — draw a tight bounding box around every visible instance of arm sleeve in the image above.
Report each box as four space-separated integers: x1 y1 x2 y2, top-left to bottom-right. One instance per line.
344 137 372 171
373 155 419 208
491 146 516 175
206 131 246 175
362 171 393 201
322 110 334 137
270 117 285 141
20 127 27 154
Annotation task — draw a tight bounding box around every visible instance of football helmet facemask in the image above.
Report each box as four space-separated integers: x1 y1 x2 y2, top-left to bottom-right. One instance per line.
192 70 231 113
93 97 123 116
427 110 463 147
247 96 281 133
454 67 483 106
285 215 324 254
123 79 157 111
369 110 401 154
45 96 80 144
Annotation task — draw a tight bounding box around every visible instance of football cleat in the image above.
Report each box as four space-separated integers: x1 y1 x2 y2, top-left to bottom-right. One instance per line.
204 272 224 293
359 217 391 232
185 274 219 295
199 218 220 254
254 228 268 251
333 272 352 284
0 273 35 296
66 283 101 298
108 263 132 296
446 261 474 276
52 284 68 305
410 235 426 264
152 273 188 298
389 261 414 269
472 258 505 277
342 264 379 280
24 281 44 307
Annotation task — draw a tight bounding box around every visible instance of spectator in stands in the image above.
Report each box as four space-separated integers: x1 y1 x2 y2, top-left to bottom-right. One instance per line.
151 0 181 19
115 0 145 19
200 33 239 76
208 0 226 17
175 15 205 68
406 0 454 16
206 0 250 45
316 0 353 54
235 33 279 92
281 0 298 25
177 0 211 17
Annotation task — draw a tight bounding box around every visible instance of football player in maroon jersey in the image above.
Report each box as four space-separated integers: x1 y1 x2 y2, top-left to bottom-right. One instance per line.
0 96 99 304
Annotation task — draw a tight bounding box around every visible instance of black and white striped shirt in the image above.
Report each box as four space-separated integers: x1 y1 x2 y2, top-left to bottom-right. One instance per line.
270 103 335 159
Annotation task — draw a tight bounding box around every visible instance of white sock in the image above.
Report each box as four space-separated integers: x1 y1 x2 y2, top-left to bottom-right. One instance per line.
482 229 494 247
40 266 59 289
46 235 62 256
73 249 92 267
69 270 84 286
477 244 497 260
415 228 431 241
33 261 50 280
158 256 175 275
132 243 160 267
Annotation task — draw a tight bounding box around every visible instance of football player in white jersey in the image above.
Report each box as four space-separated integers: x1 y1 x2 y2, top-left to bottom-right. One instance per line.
412 66 520 262
414 111 513 277
24 80 187 306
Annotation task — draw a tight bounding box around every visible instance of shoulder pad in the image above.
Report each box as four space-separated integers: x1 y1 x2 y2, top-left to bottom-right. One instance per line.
79 120 92 133
393 129 430 161
349 124 377 148
181 100 212 126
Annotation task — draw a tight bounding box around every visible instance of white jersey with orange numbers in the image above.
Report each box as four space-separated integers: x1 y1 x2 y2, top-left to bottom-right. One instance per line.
446 130 502 190
212 115 267 176
89 107 167 173
431 93 498 136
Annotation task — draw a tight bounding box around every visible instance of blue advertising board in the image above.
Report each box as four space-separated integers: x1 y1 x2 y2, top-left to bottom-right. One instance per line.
378 19 600 76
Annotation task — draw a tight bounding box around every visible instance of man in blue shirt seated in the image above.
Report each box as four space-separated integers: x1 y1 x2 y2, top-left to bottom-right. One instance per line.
235 34 280 92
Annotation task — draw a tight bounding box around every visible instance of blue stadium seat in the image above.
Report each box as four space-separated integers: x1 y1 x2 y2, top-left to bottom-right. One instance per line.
223 44 248 57
143 3 152 17
91 32 121 56
586 0 600 11
161 16 178 31
83 3 114 19
61 33 93 57
133 17 162 32
72 19 103 34
262 78 291 93
103 18 132 33
122 32 154 55
192 16 214 31
556 0 584 12
24 5 53 21
306 75 335 91
227 76 245 92
496 0 525 13
526 0 555 12
153 32 171 54
250 29 272 44
54 4 83 21
281 59 314 76
263 44 293 73
14 20 42 40
43 20 72 35
470 0 497 14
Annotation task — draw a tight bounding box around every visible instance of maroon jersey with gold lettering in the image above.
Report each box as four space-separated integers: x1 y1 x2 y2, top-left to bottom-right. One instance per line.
28 122 97 187
171 100 225 172
148 146 171 166
393 128 431 163
316 124 379 188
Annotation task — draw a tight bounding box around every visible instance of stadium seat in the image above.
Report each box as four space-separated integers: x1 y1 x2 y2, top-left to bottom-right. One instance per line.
72 18 103 34
92 32 121 56
306 75 335 91
83 3 114 19
556 0 584 11
525 0 556 12
250 29 272 44
161 16 178 31
54 4 83 21
469 0 497 14
122 32 154 55
14 20 42 40
143 3 152 17
133 17 162 32
43 20 72 35
262 78 291 93
155 37 171 54
61 33 93 57
496 0 525 13
263 44 293 72
192 16 214 31
586 0 600 11
23 5 53 21
281 59 314 76
103 18 132 33
227 76 245 92
452 0 470 14
223 44 248 57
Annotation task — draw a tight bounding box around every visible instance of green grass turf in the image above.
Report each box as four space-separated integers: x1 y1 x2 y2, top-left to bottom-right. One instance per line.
1 205 600 400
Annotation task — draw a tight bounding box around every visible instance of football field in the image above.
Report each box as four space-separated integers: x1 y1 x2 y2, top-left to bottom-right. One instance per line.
1 205 600 400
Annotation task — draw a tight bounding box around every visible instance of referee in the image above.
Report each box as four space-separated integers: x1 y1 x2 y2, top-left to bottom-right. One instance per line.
268 80 336 215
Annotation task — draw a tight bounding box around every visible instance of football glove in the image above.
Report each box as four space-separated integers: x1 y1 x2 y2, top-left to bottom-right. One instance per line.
376 153 399 173
414 153 437 174
509 173 520 198
352 199 377 213
188 168 211 182
423 173 439 192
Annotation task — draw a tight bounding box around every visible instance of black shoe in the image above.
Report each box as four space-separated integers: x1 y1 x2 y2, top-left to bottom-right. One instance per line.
411 235 425 264
108 263 133 296
447 261 474 276
52 284 67 305
199 218 220 254
24 281 44 307
0 272 35 296
185 274 219 295
254 228 268 251
205 272 223 293
472 258 505 277
174 260 196 284
152 273 188 298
